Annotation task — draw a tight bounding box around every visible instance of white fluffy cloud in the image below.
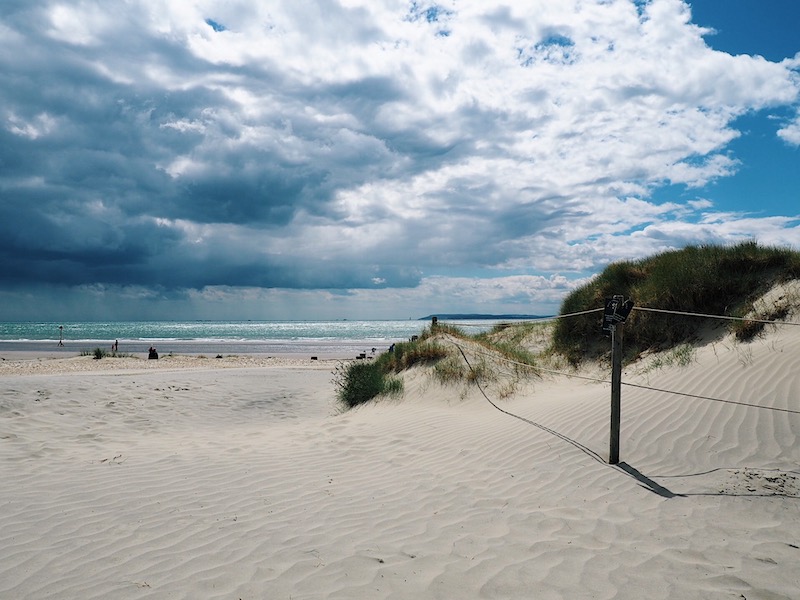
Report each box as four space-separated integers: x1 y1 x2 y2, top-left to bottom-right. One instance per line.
778 116 800 145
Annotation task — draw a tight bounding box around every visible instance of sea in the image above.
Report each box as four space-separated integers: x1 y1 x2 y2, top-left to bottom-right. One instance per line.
0 319 504 358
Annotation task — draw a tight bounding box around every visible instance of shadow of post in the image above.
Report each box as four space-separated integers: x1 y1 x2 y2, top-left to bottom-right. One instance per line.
616 462 686 498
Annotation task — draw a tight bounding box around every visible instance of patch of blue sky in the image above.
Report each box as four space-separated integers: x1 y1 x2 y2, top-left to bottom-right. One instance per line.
205 19 226 33
406 2 453 23
517 33 578 67
643 2 800 218
696 112 798 216
539 33 575 48
405 2 453 36
644 108 798 219
689 0 800 62
518 34 578 67
632 0 649 20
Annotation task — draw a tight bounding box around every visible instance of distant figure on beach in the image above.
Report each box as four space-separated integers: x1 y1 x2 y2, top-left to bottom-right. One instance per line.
148 346 158 360
113 340 118 352
389 343 395 353
58 325 64 347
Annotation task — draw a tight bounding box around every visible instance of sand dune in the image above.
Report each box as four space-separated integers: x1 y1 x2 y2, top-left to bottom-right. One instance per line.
1 321 799 598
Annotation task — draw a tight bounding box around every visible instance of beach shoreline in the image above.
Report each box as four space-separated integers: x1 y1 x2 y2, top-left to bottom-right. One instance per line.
0 349 352 377
0 339 385 365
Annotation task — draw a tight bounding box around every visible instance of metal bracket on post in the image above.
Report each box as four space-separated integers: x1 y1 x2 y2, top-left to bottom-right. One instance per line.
603 295 634 464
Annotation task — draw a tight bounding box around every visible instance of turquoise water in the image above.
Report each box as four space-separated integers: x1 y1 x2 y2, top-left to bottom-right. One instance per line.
0 320 428 343
0 319 500 356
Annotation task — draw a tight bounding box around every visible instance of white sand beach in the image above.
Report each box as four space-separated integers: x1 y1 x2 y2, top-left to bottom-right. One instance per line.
1 321 799 599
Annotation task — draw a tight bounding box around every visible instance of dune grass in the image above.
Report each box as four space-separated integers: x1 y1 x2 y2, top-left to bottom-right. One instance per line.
332 361 403 408
81 348 134 359
333 320 549 409
333 331 450 408
552 241 800 365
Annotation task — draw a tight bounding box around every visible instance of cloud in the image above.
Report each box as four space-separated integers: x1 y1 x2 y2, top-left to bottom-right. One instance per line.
0 0 798 318
777 114 800 146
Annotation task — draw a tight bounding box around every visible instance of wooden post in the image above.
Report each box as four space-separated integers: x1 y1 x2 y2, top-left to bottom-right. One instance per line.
609 322 623 464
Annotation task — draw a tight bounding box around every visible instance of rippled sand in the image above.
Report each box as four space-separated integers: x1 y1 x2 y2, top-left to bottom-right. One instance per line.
1 324 799 598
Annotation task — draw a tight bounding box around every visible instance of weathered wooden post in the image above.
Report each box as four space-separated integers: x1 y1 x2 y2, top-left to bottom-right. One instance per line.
602 295 633 465
609 321 623 464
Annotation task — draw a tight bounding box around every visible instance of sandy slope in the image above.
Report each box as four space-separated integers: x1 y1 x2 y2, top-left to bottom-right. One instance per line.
1 322 799 599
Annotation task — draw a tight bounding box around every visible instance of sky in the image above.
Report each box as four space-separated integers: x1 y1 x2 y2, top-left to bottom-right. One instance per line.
1 0 798 321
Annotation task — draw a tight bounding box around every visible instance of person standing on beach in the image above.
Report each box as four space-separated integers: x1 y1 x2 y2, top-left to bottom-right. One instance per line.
58 325 64 346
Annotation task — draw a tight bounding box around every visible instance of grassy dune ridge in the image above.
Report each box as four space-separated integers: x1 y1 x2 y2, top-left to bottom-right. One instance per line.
337 242 800 408
552 241 800 364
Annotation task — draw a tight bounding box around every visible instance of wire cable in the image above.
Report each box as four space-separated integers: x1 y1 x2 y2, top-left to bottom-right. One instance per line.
445 336 800 415
436 301 800 496
440 307 605 329
450 341 687 496
450 341 607 464
450 341 610 384
633 305 800 326
621 381 800 415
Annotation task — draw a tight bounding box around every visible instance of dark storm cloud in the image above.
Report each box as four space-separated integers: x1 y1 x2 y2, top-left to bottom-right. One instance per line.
1 1 532 293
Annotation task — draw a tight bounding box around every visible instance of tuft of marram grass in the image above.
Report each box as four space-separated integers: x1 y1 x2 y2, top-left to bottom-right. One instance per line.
377 340 449 372
332 360 404 409
331 336 452 409
81 348 133 359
